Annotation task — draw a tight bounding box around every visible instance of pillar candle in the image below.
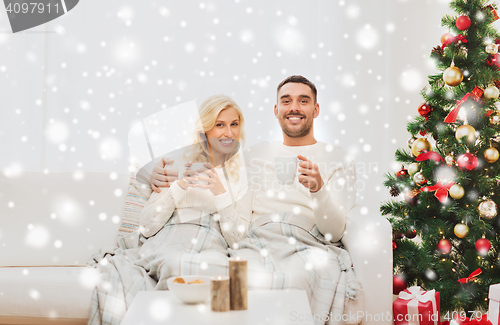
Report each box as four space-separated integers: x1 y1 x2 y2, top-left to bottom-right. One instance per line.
229 257 247 310
210 275 230 312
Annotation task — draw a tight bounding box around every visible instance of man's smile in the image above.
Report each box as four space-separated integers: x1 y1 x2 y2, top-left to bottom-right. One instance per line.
286 115 305 124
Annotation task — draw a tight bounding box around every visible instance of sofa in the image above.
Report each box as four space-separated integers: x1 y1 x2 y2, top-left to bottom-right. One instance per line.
0 171 393 325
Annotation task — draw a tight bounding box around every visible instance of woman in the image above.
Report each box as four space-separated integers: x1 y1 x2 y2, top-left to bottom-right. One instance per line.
139 94 249 247
87 95 249 325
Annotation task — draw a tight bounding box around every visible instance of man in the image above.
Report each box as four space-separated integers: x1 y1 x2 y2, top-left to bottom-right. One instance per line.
246 75 356 242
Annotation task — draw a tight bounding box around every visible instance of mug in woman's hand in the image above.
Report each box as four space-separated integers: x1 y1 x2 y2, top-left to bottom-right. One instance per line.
184 163 210 189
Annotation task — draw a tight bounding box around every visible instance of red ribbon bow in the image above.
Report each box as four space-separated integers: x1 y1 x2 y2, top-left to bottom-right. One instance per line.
416 151 444 164
444 86 484 123
458 268 482 283
442 34 468 49
421 182 455 203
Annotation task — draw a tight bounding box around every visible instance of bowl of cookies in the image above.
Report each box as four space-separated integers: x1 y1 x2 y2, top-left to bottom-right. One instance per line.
166 275 212 304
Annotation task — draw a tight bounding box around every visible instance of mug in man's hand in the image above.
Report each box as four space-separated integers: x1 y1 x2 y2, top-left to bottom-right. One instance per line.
275 156 298 185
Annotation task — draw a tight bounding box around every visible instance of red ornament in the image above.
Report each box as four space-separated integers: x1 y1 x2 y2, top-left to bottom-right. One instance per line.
487 53 500 70
405 229 417 239
437 239 452 254
397 167 410 179
418 103 433 117
392 240 398 250
441 33 454 45
475 238 491 255
393 275 407 295
456 15 471 31
457 153 479 171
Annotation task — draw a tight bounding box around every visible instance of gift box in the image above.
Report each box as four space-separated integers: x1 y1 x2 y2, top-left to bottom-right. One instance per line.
489 283 500 325
393 286 440 325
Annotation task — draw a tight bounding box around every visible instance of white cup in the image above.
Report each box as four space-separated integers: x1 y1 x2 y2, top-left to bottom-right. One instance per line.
184 162 210 189
275 156 298 185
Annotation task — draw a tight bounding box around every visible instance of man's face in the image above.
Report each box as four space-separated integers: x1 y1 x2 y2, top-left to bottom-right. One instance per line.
274 82 319 139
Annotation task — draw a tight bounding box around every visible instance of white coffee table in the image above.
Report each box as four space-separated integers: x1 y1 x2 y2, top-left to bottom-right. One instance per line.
120 289 315 325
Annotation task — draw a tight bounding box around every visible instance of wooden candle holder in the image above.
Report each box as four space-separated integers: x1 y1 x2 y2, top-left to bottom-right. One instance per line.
210 276 230 312
229 257 247 310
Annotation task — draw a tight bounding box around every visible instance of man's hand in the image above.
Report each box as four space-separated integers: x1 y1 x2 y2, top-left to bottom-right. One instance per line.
150 157 178 193
297 155 324 193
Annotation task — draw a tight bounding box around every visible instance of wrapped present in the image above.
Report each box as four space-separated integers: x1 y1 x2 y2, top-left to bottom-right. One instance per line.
489 283 500 325
393 286 440 325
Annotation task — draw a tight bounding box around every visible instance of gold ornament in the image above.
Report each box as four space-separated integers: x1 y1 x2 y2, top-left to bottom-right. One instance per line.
455 124 476 144
486 43 499 55
408 163 420 176
413 172 426 185
443 63 463 87
445 155 455 166
484 85 500 99
454 223 469 238
449 184 464 199
411 138 431 156
484 147 499 163
478 199 497 219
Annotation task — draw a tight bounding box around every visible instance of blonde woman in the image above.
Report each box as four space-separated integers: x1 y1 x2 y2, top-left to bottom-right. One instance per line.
139 94 250 247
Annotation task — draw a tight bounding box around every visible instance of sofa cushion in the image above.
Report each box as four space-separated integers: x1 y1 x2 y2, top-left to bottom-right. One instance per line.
0 172 129 266
0 266 95 321
117 164 153 237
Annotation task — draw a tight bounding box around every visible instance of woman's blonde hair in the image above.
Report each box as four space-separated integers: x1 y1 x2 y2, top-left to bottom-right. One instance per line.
183 94 245 180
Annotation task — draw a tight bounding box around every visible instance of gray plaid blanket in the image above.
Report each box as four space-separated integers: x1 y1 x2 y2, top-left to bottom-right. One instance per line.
87 212 360 325
87 212 229 325
231 212 360 325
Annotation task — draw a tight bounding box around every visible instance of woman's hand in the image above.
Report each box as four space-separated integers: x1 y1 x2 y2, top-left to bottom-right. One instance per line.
177 162 199 190
195 163 227 196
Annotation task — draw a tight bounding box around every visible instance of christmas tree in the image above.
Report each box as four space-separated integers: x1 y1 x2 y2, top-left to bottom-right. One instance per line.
381 0 500 316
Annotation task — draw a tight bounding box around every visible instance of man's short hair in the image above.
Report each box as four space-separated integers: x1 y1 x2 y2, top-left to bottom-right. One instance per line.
277 75 318 103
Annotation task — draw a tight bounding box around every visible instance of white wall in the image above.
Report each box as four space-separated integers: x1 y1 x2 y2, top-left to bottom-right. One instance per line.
2 0 490 215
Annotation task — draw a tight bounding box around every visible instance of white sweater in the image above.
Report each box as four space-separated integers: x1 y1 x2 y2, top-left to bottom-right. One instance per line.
140 154 250 247
244 141 356 242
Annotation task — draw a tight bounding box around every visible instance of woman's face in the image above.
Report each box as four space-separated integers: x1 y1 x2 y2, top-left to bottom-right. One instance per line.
205 107 241 156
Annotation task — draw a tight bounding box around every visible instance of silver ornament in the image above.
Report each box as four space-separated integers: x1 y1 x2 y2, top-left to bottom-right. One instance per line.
478 199 497 219
486 43 499 55
413 172 426 185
